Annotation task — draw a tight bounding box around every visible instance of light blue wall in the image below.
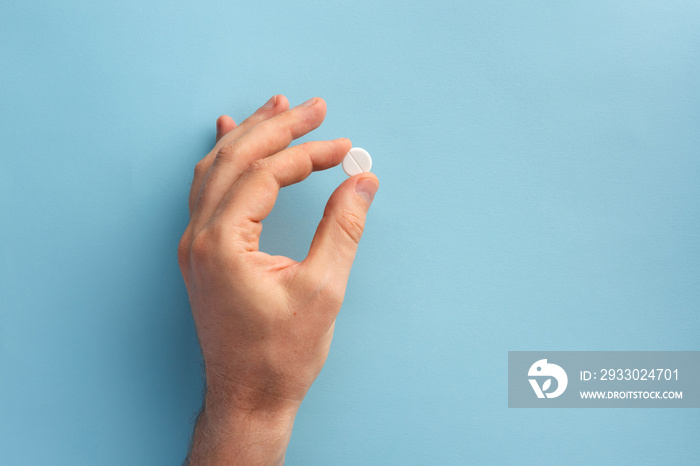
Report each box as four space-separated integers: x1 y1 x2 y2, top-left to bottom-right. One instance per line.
1 1 698 464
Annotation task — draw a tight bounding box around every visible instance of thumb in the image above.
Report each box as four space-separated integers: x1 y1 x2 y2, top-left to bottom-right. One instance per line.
303 174 379 284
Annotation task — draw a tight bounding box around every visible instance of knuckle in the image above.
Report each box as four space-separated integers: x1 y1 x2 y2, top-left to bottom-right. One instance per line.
242 158 276 185
190 229 214 266
216 141 239 161
193 160 207 177
177 233 191 270
296 143 315 170
336 209 365 244
248 158 269 173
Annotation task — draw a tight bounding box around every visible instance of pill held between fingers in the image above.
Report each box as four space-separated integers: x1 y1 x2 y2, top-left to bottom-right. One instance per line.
342 147 372 176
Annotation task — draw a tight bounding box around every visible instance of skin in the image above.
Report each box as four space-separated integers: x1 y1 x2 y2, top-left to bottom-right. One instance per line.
177 95 379 465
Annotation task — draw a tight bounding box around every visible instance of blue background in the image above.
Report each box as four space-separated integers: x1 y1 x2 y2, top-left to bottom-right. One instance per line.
1 1 699 464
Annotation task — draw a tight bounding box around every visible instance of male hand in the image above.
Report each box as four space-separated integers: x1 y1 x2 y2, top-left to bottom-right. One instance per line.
177 95 379 465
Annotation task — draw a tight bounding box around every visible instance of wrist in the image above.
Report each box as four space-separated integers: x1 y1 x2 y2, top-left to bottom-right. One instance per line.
203 387 301 431
186 384 300 465
204 368 305 415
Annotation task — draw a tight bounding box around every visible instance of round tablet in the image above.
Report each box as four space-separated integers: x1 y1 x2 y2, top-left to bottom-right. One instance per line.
342 147 372 176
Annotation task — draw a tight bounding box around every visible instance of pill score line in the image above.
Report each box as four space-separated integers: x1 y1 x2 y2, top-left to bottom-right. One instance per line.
342 147 372 177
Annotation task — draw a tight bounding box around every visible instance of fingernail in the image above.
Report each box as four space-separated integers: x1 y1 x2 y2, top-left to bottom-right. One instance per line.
262 95 277 109
355 178 378 204
301 97 317 107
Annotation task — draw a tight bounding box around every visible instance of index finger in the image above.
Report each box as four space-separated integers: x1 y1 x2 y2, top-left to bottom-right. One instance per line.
210 137 352 251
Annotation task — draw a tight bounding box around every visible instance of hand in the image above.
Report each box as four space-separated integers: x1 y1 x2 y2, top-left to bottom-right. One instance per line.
177 95 379 465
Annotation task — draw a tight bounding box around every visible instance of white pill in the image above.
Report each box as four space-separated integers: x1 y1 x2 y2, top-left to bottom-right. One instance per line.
342 147 372 176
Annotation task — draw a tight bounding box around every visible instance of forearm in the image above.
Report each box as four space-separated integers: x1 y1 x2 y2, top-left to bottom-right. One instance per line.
186 393 299 466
